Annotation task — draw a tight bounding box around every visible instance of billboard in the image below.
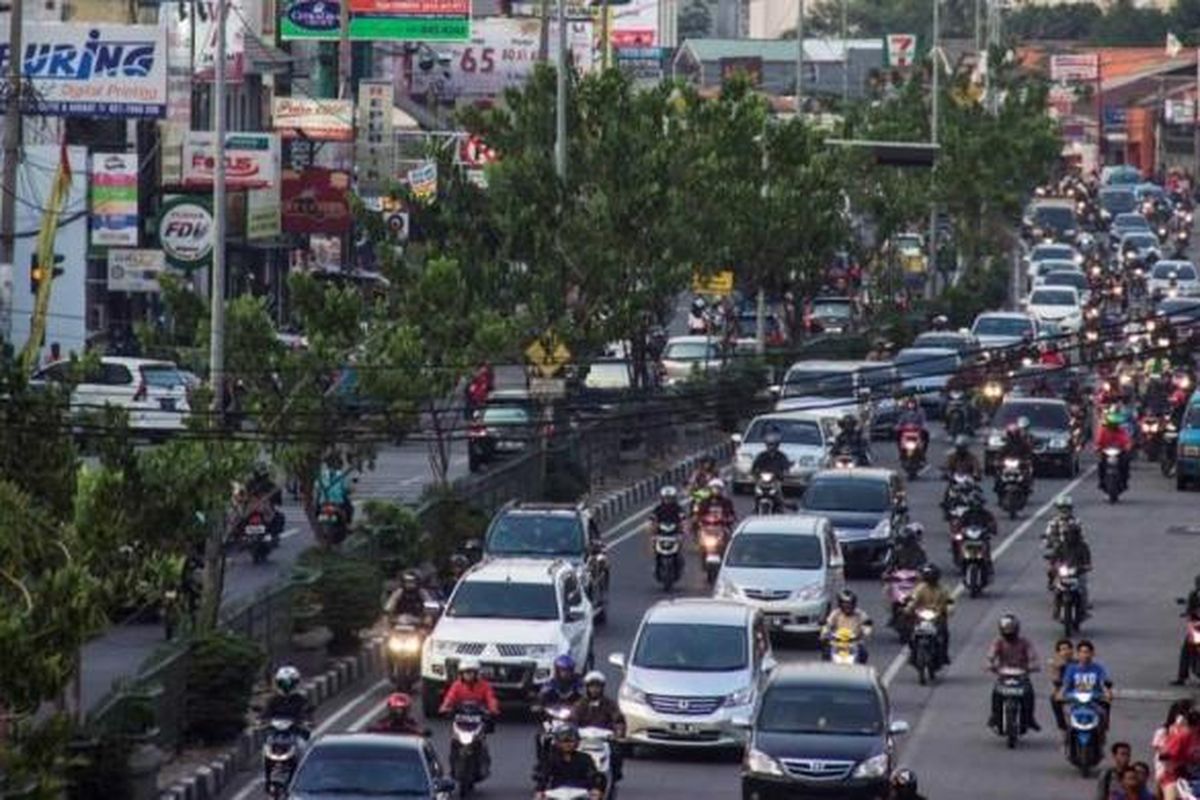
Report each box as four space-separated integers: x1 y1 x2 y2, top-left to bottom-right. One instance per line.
7 146 89 359
282 168 353 234
182 132 281 190
1050 53 1099 82
90 153 139 248
611 0 659 47
107 249 166 293
272 97 355 141
0 23 168 118
281 0 471 42
158 196 214 270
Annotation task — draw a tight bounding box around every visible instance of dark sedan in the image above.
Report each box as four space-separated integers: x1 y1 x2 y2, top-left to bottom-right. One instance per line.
799 468 907 574
983 398 1080 477
287 734 453 799
468 391 536 472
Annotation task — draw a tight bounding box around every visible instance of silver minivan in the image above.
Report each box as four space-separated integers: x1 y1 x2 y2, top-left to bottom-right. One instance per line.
610 599 773 750
714 515 844 636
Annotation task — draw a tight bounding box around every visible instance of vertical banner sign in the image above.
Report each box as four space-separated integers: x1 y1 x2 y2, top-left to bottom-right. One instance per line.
281 0 471 41
90 153 140 247
194 0 247 82
161 2 194 185
356 80 395 194
247 185 282 240
886 33 916 68
407 161 437 202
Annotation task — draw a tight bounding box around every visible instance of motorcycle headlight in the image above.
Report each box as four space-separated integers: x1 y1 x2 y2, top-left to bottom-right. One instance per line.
388 634 422 656
871 519 892 540
794 583 825 601
619 682 648 706
724 687 754 707
1050 436 1069 449
745 747 784 776
988 434 1004 448
853 753 890 779
759 472 775 484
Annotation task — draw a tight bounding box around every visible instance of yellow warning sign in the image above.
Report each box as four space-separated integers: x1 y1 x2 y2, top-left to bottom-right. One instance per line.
692 269 734 296
525 335 572 379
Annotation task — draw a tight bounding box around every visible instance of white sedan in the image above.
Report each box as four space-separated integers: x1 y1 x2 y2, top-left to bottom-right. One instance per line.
1023 287 1083 331
1149 260 1200 297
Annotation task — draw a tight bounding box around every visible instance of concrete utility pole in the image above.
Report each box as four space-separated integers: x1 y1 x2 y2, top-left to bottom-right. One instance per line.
795 0 805 113
209 0 227 421
841 0 849 105
555 0 567 178
927 0 940 298
1 0 23 296
339 0 352 98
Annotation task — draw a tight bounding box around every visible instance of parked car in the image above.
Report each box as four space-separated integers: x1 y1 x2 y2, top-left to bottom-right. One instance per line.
467 390 537 472
33 356 191 435
798 468 907 574
610 598 774 751
739 663 909 800
713 515 845 636
732 412 836 493
984 398 1080 477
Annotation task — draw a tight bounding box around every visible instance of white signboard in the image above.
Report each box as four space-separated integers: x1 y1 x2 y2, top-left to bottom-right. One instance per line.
182 132 281 190
272 97 355 141
193 0 246 82
159 197 214 269
90 153 140 248
0 23 168 118
107 249 166 292
1050 53 1099 82
886 33 916 68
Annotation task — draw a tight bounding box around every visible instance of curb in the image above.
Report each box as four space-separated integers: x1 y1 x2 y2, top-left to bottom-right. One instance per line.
590 438 735 528
158 641 384 800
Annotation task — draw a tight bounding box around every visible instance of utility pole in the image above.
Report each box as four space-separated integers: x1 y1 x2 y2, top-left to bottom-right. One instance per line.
841 0 848 106
927 0 940 298
795 0 805 113
1 0 23 317
600 0 610 70
339 0 352 98
539 0 551 61
209 0 227 422
555 0 567 179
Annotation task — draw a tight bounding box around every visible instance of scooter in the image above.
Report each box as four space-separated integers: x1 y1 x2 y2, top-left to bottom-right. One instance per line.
753 472 784 515
1100 448 1127 504
883 569 920 642
697 510 730 585
993 667 1029 749
262 718 305 798
387 606 437 691
825 627 865 665
652 523 682 591
317 501 349 545
1064 690 1105 777
995 458 1030 519
535 705 575 774
960 525 991 598
578 727 615 799
897 425 926 481
1053 562 1086 637
909 607 942 686
450 703 490 797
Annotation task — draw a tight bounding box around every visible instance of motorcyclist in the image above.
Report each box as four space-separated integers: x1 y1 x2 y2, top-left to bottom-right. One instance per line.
571 671 625 782
906 564 955 666
1057 640 1114 743
1049 520 1093 613
537 655 584 711
1173 575 1200 685
888 768 927 800
366 692 430 736
986 614 1042 733
1095 411 1133 493
261 665 312 742
439 657 500 716
895 397 930 455
1042 495 1078 589
441 553 470 600
997 418 1036 486
832 414 870 465
533 725 605 800
887 523 928 572
234 461 285 539
944 435 982 480
313 454 353 525
751 428 792 478
695 478 735 526
820 589 874 663
688 456 718 495
687 297 708 334
384 570 434 621
1039 341 1066 368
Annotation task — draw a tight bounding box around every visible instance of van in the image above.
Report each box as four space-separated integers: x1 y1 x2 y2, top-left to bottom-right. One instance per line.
774 360 894 433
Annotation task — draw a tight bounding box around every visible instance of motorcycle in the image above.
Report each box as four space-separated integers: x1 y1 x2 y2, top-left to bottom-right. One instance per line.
697 510 730 585
1140 414 1164 462
316 501 349 545
1100 447 1126 503
652 521 682 591
577 727 615 799
884 569 920 642
450 703 490 797
897 425 926 480
995 458 1029 519
262 718 304 798
977 381 1005 417
536 705 575 773
1163 421 1180 478
1064 689 1105 777
909 607 942 686
825 627 865 665
944 391 972 437
754 472 784 515
1176 600 1200 681
1053 562 1086 636
994 667 1029 749
960 525 991 598
387 608 436 691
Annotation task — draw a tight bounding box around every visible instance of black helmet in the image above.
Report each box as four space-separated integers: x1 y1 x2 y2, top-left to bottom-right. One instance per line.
954 434 970 450
998 613 1020 638
891 768 918 790
839 414 858 431
691 297 706 313
920 563 941 584
901 522 924 542
764 428 782 449
836 589 857 611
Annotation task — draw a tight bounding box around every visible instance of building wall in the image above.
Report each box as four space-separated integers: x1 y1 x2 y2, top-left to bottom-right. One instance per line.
747 0 800 40
694 48 882 97
63 0 135 22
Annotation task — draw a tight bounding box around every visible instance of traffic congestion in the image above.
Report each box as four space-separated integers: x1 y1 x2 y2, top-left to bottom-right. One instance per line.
203 166 1200 800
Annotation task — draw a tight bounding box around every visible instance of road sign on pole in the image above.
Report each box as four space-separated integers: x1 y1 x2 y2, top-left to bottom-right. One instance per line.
525 334 571 378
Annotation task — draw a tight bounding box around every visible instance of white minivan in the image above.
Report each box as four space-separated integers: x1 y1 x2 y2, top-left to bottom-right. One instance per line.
34 356 191 433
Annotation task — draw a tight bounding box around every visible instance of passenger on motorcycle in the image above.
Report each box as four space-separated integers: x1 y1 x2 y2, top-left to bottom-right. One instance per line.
313 455 354 525
751 429 792 477
887 523 928 572
896 397 929 453
1096 412 1134 492
1057 640 1114 741
534 725 605 800
1172 575 1200 686
571 671 625 782
384 571 435 621
906 564 955 666
986 614 1041 732
944 435 982 480
367 692 429 736
695 478 736 526
888 768 927 800
538 655 584 710
832 414 870 465
821 590 873 663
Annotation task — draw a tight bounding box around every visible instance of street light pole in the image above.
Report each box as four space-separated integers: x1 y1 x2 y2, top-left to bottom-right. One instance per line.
209 0 227 421
555 0 567 179
795 0 805 113
0 0 23 336
927 0 940 297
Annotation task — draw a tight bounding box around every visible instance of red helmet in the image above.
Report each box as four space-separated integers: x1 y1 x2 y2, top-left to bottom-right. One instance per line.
386 692 412 713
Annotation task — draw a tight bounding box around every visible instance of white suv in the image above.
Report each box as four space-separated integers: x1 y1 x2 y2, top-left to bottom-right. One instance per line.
33 356 191 433
421 558 594 716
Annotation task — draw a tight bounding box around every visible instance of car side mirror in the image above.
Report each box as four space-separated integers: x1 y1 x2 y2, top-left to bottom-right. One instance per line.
608 652 627 671
731 433 742 444
889 720 911 736
761 655 778 673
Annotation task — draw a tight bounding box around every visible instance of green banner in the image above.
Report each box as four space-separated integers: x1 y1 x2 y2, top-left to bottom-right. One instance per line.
280 0 470 41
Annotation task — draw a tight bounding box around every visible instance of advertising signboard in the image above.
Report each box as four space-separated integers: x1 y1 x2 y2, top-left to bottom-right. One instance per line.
90 153 139 248
182 132 281 190
158 196 214 270
282 168 352 234
281 0 471 42
107 249 166 292
272 97 355 141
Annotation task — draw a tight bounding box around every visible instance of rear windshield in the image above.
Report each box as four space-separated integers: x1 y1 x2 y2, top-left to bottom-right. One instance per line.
810 301 852 319
140 365 187 388
664 341 718 361
743 418 822 446
1153 264 1197 280
783 370 854 399
893 350 958 379
1030 245 1074 262
1029 289 1077 306
1099 190 1136 214
1034 206 1076 228
1043 272 1087 290
481 406 529 424
992 403 1069 429
803 478 890 513
725 533 823 569
973 316 1034 337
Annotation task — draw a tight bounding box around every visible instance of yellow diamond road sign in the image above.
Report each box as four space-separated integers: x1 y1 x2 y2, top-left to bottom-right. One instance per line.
526 336 571 378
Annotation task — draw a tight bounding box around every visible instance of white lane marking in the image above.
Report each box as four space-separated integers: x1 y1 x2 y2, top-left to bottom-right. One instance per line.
279 527 299 541
880 466 1096 687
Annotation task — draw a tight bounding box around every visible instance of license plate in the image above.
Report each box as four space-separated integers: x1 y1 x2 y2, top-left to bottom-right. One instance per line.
245 524 266 536
766 614 788 627
497 440 522 451
160 398 176 410
668 722 698 734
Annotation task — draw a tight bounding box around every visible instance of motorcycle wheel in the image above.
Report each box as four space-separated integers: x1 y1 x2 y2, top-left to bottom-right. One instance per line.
454 751 476 798
905 461 920 481
1062 600 1076 637
966 563 982 598
705 562 719 585
1106 478 1121 504
1004 700 1019 749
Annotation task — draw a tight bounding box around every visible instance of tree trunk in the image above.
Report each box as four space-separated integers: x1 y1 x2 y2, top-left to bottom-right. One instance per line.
427 396 451 487
196 515 226 633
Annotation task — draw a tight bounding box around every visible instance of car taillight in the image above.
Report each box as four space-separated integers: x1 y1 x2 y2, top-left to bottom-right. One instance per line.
468 424 487 439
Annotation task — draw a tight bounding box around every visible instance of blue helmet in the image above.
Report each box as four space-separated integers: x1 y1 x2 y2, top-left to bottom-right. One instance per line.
554 654 576 674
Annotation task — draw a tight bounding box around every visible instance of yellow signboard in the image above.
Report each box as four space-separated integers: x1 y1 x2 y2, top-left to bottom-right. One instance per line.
692 270 735 296
525 334 572 379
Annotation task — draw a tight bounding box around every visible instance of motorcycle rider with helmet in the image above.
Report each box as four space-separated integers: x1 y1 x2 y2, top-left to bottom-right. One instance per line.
887 523 929 572
944 435 982 480
1042 495 1079 590
367 692 429 736
440 658 498 778
384 570 435 622
1049 521 1093 614
832 414 870 465
260 665 312 784
1172 575 1200 685
313 454 353 527
571 671 626 782
442 553 470 600
687 297 708 334
906 564 955 666
695 478 736 526
534 725 605 800
537 655 584 710
1096 411 1134 493
751 428 792 478
896 396 930 455
650 485 685 533
820 590 874 663
888 768 927 800
986 614 1042 733
996 418 1036 486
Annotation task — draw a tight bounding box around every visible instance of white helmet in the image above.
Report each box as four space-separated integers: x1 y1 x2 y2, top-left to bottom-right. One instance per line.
707 477 725 493
660 485 678 502
458 657 482 674
583 670 606 687
274 665 301 693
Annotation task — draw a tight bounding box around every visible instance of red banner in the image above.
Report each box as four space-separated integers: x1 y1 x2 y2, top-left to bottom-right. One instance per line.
282 168 352 234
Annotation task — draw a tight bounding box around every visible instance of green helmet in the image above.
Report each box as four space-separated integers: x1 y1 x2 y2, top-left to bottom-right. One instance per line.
1104 411 1121 428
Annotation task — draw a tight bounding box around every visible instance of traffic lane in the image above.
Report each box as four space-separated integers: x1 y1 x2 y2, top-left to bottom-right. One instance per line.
893 457 1197 799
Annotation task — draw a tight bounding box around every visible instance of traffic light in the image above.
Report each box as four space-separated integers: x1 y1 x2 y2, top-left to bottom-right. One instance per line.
29 253 64 295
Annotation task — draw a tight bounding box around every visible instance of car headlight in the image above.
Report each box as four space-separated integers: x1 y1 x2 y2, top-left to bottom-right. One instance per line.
619 682 648 705
432 640 460 655
853 753 889 779
988 434 1004 448
1182 445 1200 458
794 583 825 601
724 687 754 707
871 519 891 540
745 747 784 776
1050 436 1069 449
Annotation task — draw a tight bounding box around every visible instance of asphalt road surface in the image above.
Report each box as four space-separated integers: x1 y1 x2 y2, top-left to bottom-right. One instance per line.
223 422 1200 800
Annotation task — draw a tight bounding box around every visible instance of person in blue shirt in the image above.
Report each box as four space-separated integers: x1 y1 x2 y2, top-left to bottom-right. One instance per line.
1057 640 1114 743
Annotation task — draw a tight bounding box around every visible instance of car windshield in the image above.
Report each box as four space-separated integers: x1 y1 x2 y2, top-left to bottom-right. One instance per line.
893 350 958 379
725 533 823 569
783 370 854 398
992 403 1070 430
1031 246 1074 262
894 236 922 252
1035 260 1079 277
1115 214 1149 230
1126 234 1158 248
973 316 1033 337
1034 206 1075 228
1185 405 1200 429
664 341 718 361
1106 168 1140 185
481 406 530 425
447 581 559 620
292 747 429 794
1154 263 1197 280
1100 190 1137 214
1029 289 1077 306
140 365 188 388
487 513 583 557
1159 300 1200 320
757 687 884 736
810 301 852 319
585 362 632 389
803 478 889 513
1044 273 1087 291
632 622 747 671
743 418 822 446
